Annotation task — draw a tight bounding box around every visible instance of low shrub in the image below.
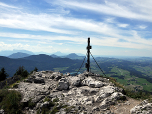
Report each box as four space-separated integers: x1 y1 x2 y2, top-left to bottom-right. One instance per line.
53 97 59 102
124 89 151 100
44 97 51 102
28 99 36 109
0 89 23 114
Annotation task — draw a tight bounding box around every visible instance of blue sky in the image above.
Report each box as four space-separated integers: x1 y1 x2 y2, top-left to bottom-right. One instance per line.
0 0 152 56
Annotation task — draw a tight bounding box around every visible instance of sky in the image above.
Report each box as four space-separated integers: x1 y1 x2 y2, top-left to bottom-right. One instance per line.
0 0 152 57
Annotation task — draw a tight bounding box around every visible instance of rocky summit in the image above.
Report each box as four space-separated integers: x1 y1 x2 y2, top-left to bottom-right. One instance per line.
6 71 152 114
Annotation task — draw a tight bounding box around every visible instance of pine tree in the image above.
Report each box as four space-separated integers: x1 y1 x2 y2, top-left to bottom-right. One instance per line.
0 67 8 81
14 66 29 78
34 67 38 72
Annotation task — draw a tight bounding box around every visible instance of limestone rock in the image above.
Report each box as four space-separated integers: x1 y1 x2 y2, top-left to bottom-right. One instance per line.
7 71 132 114
68 76 81 87
35 72 42 77
50 72 62 80
95 86 125 103
77 73 86 80
33 77 45 84
0 109 4 114
24 76 45 84
56 78 69 90
130 100 152 114
56 108 66 114
82 77 103 88
40 101 49 108
110 92 126 101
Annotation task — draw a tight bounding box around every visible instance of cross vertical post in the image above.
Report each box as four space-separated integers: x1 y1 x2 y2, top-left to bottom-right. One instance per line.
86 37 92 72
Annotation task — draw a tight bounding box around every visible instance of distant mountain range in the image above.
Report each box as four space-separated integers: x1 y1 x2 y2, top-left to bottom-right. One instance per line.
50 53 85 60
50 54 60 58
8 52 30 59
53 51 67 56
0 49 35 56
7 52 85 60
0 54 82 77
0 50 85 59
63 53 85 60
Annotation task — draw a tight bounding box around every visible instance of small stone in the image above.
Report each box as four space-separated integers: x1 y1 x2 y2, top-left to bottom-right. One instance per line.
40 101 49 108
0 109 4 114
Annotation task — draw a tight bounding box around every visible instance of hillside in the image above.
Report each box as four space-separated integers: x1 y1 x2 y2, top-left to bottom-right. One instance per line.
0 55 81 77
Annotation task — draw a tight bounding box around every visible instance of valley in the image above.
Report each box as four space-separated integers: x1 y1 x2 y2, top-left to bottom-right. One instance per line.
0 52 152 93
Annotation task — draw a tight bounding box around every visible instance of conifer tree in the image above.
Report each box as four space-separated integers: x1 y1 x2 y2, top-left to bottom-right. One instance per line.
14 66 29 77
34 67 38 72
0 67 8 81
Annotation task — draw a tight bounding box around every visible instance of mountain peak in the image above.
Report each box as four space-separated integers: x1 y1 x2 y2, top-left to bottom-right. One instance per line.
1 71 149 114
8 52 30 59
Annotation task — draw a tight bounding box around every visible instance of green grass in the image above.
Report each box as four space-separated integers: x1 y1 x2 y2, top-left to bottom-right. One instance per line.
110 66 130 76
0 89 23 114
133 65 152 77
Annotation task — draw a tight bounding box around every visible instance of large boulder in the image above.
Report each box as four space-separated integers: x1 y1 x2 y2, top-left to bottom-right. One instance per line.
110 92 126 101
18 82 50 104
56 78 69 90
34 72 42 77
99 92 125 110
33 77 45 84
99 98 115 109
68 76 81 87
24 76 45 84
82 77 103 88
77 74 86 80
50 72 62 80
94 86 118 102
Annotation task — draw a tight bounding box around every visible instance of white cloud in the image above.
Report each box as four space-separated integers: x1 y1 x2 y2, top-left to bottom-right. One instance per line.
0 41 55 53
1 32 152 50
139 25 147 29
0 1 152 56
0 42 30 51
0 6 121 37
117 24 129 28
0 2 18 9
50 0 152 22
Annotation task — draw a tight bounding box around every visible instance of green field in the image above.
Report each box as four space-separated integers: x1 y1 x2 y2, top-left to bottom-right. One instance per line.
105 66 152 92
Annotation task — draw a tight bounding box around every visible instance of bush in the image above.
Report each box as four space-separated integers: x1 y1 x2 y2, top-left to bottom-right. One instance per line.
0 89 23 114
30 67 38 74
53 98 59 102
14 66 29 78
124 89 151 100
28 99 36 109
34 67 38 72
44 97 51 102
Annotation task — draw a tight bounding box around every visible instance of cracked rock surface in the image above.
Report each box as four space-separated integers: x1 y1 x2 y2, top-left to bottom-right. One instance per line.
6 71 150 114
